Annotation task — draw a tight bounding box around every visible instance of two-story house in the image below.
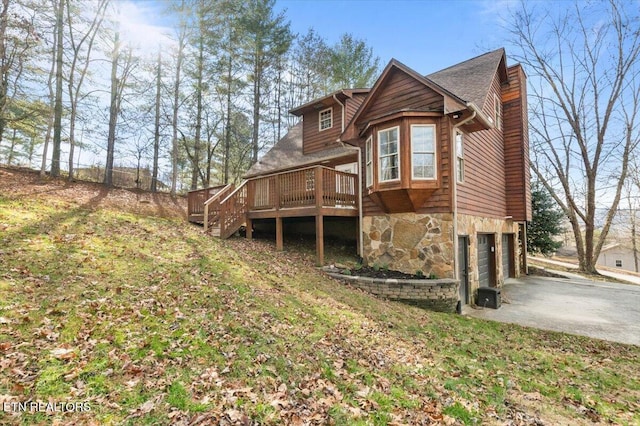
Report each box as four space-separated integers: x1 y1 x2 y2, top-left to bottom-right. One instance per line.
188 48 531 307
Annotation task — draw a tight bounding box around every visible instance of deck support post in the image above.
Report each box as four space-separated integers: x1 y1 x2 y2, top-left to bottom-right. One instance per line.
203 202 209 233
246 218 252 240
276 217 283 251
315 214 324 266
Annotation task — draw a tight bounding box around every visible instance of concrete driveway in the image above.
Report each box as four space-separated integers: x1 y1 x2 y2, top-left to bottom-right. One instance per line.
465 275 640 346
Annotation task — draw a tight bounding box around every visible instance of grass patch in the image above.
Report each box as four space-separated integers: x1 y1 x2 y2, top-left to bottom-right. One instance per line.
0 172 639 424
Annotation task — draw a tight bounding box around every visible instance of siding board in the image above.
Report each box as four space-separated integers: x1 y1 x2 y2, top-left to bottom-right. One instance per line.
502 65 531 221
303 103 343 155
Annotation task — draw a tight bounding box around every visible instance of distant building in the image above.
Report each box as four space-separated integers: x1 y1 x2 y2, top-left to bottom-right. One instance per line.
597 243 639 273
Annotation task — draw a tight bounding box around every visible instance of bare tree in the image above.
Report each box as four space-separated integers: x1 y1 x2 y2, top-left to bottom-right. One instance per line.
167 0 188 196
508 0 640 273
65 0 108 180
50 0 64 177
104 28 135 186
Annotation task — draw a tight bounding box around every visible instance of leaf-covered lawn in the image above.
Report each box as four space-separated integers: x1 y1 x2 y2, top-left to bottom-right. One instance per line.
0 168 639 425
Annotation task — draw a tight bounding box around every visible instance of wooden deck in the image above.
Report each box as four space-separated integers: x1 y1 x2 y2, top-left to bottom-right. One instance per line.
187 166 359 264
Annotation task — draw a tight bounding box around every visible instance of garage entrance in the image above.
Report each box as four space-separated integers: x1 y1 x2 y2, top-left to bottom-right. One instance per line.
477 233 496 287
458 236 470 305
502 234 514 279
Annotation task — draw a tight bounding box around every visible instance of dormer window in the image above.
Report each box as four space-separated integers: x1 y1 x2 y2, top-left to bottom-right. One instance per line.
378 126 399 182
319 108 332 131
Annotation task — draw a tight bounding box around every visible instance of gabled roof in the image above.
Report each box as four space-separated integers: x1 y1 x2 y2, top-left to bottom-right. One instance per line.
427 48 508 111
243 123 357 178
342 56 499 141
289 89 370 116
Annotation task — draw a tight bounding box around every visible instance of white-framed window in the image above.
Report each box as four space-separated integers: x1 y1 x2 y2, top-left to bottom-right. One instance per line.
365 136 373 187
455 130 464 183
319 107 332 131
378 127 400 182
494 94 502 131
615 260 622 268
411 124 436 180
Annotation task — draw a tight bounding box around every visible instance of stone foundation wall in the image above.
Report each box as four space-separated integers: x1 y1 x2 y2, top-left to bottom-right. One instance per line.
325 271 459 313
362 213 454 278
456 213 521 293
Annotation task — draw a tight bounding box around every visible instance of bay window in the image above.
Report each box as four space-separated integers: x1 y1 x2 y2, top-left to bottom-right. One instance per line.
411 125 436 179
378 127 399 182
365 136 373 187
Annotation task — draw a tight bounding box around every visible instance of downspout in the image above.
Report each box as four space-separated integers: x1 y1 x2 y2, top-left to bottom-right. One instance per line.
452 109 476 306
354 146 364 259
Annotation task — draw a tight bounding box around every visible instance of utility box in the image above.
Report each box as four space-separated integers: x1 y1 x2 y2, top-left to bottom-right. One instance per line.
477 287 501 309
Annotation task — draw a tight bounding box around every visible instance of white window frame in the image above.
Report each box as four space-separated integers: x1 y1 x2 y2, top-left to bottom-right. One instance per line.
615 260 622 268
365 136 373 187
378 126 400 183
319 107 332 131
455 130 464 183
494 94 502 131
410 124 437 180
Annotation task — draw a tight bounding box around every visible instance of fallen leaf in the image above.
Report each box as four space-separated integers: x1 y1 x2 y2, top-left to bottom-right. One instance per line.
51 347 76 360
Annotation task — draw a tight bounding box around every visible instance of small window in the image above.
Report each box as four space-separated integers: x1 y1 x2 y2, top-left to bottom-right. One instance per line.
378 127 399 182
411 125 436 179
319 108 332 131
494 94 502 131
365 136 373 187
456 131 464 183
615 260 622 268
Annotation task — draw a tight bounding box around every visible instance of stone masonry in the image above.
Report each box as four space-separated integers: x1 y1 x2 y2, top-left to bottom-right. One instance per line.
324 269 459 313
456 213 521 292
361 213 454 278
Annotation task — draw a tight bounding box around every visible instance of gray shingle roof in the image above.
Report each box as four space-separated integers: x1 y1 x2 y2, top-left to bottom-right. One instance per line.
427 48 506 109
243 122 358 178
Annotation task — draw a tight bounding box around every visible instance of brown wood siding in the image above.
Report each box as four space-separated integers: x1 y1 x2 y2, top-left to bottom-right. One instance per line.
416 117 452 214
303 103 343 155
457 73 508 218
345 94 367 125
503 65 531 221
357 69 444 126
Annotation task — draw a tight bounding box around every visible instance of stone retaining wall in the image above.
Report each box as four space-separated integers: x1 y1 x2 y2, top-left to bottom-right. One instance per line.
325 269 459 313
361 213 454 278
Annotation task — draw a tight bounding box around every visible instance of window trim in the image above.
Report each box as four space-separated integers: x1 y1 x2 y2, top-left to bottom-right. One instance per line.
365 136 373 188
410 124 437 180
318 107 333 131
455 130 464 183
378 126 400 183
494 94 502 131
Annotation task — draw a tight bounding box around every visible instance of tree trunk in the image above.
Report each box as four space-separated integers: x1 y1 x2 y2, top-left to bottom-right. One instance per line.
251 57 261 164
51 0 64 177
104 31 120 186
151 49 161 192
191 35 204 190
224 55 232 185
170 13 185 196
40 18 56 177
0 0 10 147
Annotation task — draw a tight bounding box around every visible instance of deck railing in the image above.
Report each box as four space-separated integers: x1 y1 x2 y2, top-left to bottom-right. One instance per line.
247 166 357 211
203 184 235 232
187 185 229 223
188 166 358 238
219 182 248 239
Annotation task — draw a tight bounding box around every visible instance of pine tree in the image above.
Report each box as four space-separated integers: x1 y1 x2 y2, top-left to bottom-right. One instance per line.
528 182 565 256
